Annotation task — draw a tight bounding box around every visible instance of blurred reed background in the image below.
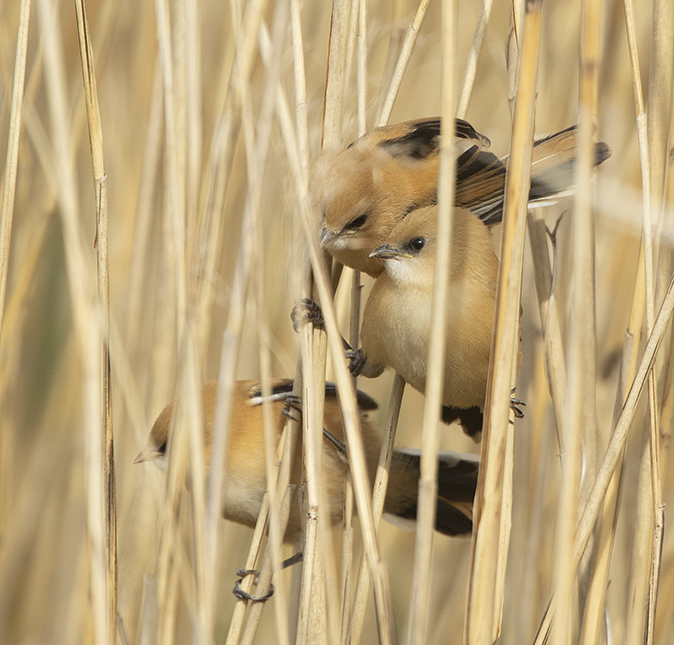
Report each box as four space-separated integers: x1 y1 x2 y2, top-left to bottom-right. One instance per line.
0 0 672 643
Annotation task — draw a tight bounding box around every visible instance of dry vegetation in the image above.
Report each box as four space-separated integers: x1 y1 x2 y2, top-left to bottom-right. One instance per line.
0 0 672 643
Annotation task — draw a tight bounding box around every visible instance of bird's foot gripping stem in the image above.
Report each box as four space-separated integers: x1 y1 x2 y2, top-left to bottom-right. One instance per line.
510 388 525 419
233 570 275 602
345 347 366 377
232 553 304 602
291 298 324 332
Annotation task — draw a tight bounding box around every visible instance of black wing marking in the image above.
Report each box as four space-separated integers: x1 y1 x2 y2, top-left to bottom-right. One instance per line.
378 120 442 160
376 118 490 161
246 380 379 412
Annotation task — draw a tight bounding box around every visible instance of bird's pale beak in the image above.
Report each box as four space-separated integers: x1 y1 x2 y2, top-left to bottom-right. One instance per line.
320 227 338 247
134 445 159 464
369 245 410 259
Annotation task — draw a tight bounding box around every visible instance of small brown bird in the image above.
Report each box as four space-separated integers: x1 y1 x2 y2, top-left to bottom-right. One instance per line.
347 206 500 440
134 379 479 543
316 118 611 277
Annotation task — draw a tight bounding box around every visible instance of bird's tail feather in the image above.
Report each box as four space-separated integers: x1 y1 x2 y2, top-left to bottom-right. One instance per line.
385 449 479 536
456 125 611 226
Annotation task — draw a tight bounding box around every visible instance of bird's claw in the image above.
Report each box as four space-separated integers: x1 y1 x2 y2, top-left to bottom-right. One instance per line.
233 569 275 602
281 407 298 421
291 298 324 332
282 394 302 420
346 348 366 377
510 397 525 419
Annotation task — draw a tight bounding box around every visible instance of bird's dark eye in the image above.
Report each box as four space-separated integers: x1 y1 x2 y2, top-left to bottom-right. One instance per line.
409 237 426 252
346 211 370 231
157 442 167 455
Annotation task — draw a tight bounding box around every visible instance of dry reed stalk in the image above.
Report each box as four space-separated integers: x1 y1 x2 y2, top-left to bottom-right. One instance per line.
290 0 309 178
154 0 187 337
621 0 665 639
376 0 430 127
151 5 189 638
340 271 360 640
36 0 108 643
348 373 405 645
625 442 655 643
183 0 201 246
202 162 254 639
280 93 313 579
73 2 117 642
659 65 674 480
252 199 293 645
526 210 567 445
645 237 665 635
314 335 345 645
578 373 627 644
584 233 645 644
465 1 541 642
505 0 523 118
356 0 367 136
0 0 30 340
456 0 495 119
124 64 164 345
534 269 674 644
647 0 674 208
515 360 553 640
181 339 209 643
318 358 350 645
155 402 191 645
340 472 354 643
322 0 350 148
68 0 118 162
652 4 674 324
406 3 457 643
550 0 602 640
151 1 207 642
296 4 350 640
225 364 302 645
341 0 368 637
239 486 295 645
139 574 159 645
224 494 271 645
579 263 647 645
491 403 514 638
343 0 359 119
644 3 672 639
0 0 30 552
296 325 331 645
192 0 264 353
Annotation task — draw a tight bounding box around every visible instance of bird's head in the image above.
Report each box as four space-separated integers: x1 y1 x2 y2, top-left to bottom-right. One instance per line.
313 121 443 277
134 404 172 470
369 205 438 286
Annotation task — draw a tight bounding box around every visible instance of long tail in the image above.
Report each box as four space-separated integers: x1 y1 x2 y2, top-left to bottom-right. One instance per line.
455 125 611 225
384 449 479 536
